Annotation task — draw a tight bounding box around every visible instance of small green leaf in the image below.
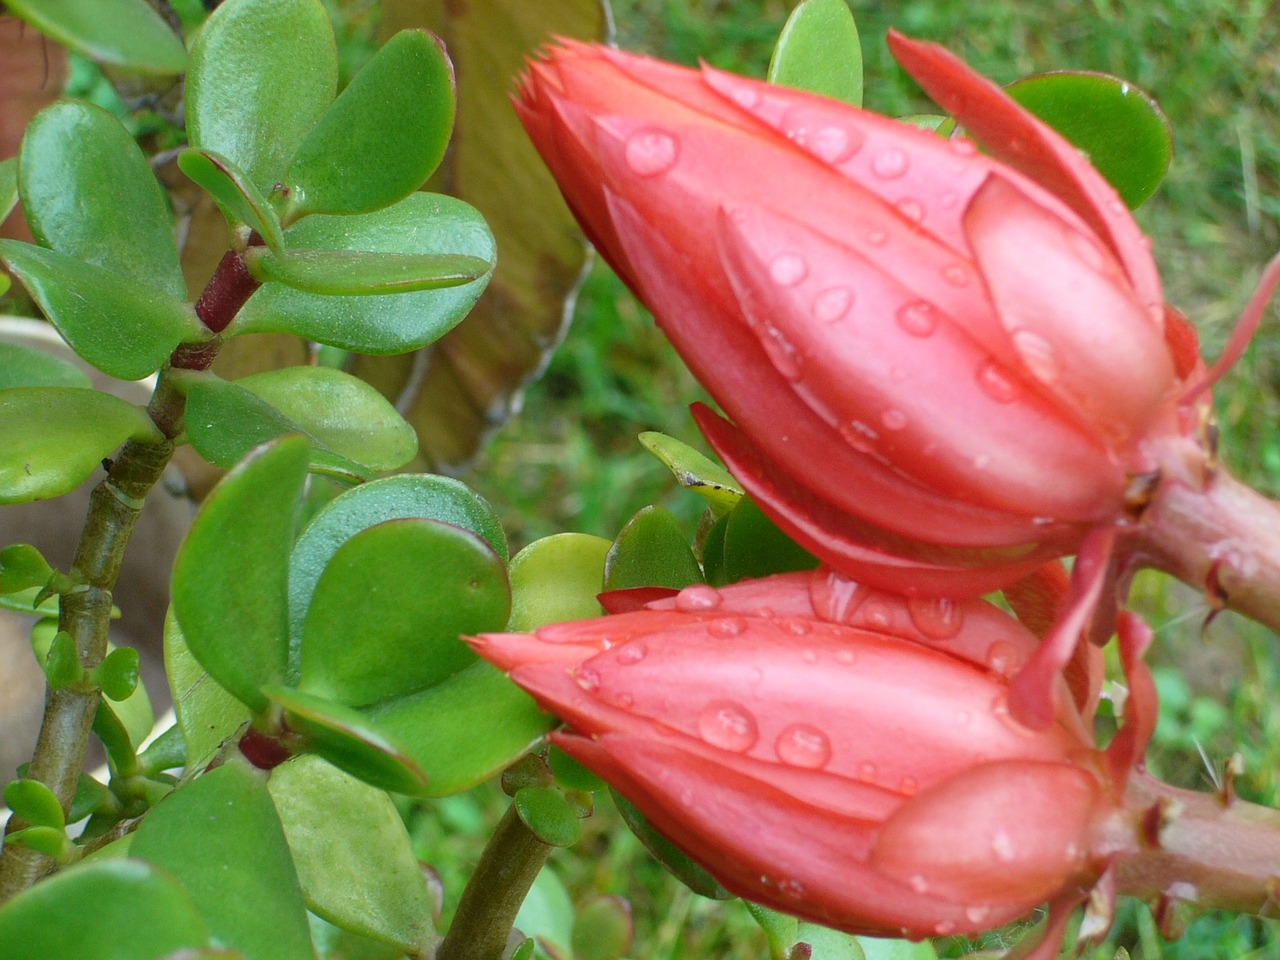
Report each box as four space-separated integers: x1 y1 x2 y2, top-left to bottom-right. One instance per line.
42 630 82 690
164 608 252 772
19 101 185 299
1007 72 1173 209
0 387 159 504
768 0 862 107
514 786 580 848
507 533 610 632
854 937 938 960
186 0 338 191
7 826 71 859
0 544 54 594
177 149 285 252
0 157 17 223
572 896 633 960
245 247 491 296
261 685 430 795
270 755 436 952
5 0 187 74
130 761 315 960
171 436 309 713
745 903 799 960
232 193 495 353
138 723 187 777
95 646 140 702
0 243 199 379
4 779 65 829
299 519 509 707
612 790 732 900
603 506 703 592
639 432 741 517
0 342 92 390
282 29 456 219
69 773 111 823
92 700 139 775
709 497 820 586
549 744 607 793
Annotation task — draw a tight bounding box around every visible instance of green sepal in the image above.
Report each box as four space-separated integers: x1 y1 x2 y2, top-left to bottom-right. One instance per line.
768 0 863 107
244 247 491 296
0 342 91 390
638 432 741 518
177 149 285 253
3 778 66 830
4 0 187 74
603 505 703 592
508 533 610 632
0 544 54 595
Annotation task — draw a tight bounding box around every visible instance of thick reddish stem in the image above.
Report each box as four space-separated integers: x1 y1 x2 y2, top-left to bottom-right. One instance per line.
194 249 258 334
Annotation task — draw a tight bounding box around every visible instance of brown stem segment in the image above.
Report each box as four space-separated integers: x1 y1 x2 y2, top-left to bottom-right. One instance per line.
436 804 553 960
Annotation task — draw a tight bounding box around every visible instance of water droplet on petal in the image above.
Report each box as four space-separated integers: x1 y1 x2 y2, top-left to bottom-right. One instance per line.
625 129 680 176
872 147 909 179
934 921 956 936
941 262 969 286
857 762 878 783
616 642 647 665
1012 329 1060 384
973 453 991 470
784 618 812 636
881 408 908 431
908 596 964 639
909 874 929 893
778 878 806 899
676 584 722 612
776 723 832 769
976 359 1020 403
896 301 938 337
698 700 758 752
770 252 808 287
839 420 879 453
835 649 856 665
900 776 918 795
949 138 978 157
728 84 762 109
709 616 746 638
866 228 888 247
896 198 924 222
812 286 853 323
966 906 991 925
807 125 858 164
992 829 1016 863
574 668 601 692
986 640 1023 676
810 568 864 623
760 323 802 380
861 599 893 628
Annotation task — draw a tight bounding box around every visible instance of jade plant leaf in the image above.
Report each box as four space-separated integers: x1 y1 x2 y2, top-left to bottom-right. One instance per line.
768 0 863 107
367 661 555 797
0 242 200 379
230 193 494 352
130 761 314 960
244 248 491 296
298 518 509 706
0 157 17 223
603 506 703 592
0 387 159 504
4 0 187 74
797 925 870 960
1007 71 1173 209
287 473 507 646
261 685 430 795
19 100 185 300
281 29 456 219
0 544 54 594
571 896 634 960
639 431 741 517
0 860 211 960
514 786 581 848
269 755 435 952
706 497 820 586
170 436 309 713
0 342 92 389
513 867 574 958
177 149 285 253
164 609 252 772
507 533 611 631
186 0 338 191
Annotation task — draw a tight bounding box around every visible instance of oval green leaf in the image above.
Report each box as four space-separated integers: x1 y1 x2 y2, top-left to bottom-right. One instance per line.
603 506 702 593
0 341 92 390
3 779 65 830
164 608 254 772
186 0 338 191
572 896 633 960
245 247 491 296
299 518 509 707
282 29 456 219
768 0 863 107
0 387 158 504
718 497 820 585
508 533 610 632
0 544 54 594
177 149 285 253
130 761 314 960
5 0 187 74
0 859 210 960
231 193 495 353
20 101 185 300
514 786 580 848
269 755 435 952
1007 71 1173 209
171 436 309 713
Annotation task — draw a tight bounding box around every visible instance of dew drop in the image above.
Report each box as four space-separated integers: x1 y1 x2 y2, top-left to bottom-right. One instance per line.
616 642 647 665
835 649 857 665
986 640 1022 676
899 776 918 796
976 359 1020 404
991 829 1016 863
881 408 908 431
778 878 806 899
807 125 858 164
909 874 929 893
839 420 879 454
965 906 991 925
760 323 802 381
697 700 758 752
907 596 964 640
728 84 762 109
941 262 969 286
676 584 722 612
784 618 812 636
770 252 808 287
896 301 938 337
812 286 853 323
857 762 878 783
625 129 680 177
1012 329 1060 383
872 147 909 179
861 599 893 628
574 668 601 692
934 921 956 936
810 568 864 623
709 616 747 638
776 723 832 769
866 228 888 247
896 198 924 222
949 138 978 157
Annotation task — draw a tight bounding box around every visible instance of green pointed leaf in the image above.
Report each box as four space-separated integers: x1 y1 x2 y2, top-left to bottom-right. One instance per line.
0 243 200 379
571 896 633 960
171 436 309 713
368 661 554 797
713 497 820 585
287 473 507 646
0 859 210 960
130 761 314 960
744 903 799 959
0 387 159 504
186 0 338 191
3 778 65 829
245 247 491 296
0 544 54 594
0 342 92 389
261 685 430 795
177 149 285 253
768 0 862 107
282 29 455 219
603 506 703 592
5 0 186 74
92 699 139 774
0 157 17 223
138 722 187 777
164 608 253 772
299 519 508 707
231 193 494 353
270 755 435 952
19 101 185 299
639 432 741 517
68 773 112 823
1007 72 1172 209
514 786 580 848
508 533 610 632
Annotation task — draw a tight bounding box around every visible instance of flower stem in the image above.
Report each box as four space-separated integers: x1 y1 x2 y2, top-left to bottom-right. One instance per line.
435 803 553 960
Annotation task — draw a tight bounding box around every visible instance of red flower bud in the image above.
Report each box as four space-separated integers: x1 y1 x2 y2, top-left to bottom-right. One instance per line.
470 572 1125 943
